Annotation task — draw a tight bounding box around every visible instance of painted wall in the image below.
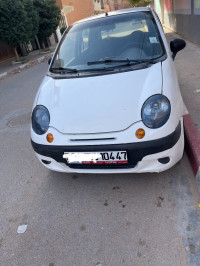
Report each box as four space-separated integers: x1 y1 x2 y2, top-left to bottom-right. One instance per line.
58 0 95 25
154 0 200 44
108 0 131 11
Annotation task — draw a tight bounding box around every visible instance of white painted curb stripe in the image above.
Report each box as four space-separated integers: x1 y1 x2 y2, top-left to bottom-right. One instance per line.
0 72 7 79
183 102 189 115
0 53 52 81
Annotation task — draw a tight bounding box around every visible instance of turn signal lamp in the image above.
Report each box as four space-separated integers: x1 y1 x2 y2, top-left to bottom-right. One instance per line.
135 128 145 139
46 133 54 143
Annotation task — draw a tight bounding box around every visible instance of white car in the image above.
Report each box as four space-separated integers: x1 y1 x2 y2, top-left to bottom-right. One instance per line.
31 7 186 173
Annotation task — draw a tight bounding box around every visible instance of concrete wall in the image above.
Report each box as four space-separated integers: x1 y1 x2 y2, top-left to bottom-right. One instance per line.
153 0 200 45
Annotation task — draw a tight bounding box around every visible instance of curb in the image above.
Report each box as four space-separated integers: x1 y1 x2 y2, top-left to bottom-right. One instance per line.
184 114 200 189
0 53 52 81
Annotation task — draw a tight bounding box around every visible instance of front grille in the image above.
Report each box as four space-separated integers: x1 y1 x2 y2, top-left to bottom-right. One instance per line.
66 161 137 169
70 137 116 142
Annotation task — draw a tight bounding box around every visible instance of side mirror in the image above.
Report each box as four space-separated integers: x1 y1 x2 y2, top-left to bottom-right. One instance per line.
170 39 186 60
48 57 52 65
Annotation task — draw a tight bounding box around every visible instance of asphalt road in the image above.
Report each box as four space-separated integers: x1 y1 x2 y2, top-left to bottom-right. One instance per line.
0 62 200 266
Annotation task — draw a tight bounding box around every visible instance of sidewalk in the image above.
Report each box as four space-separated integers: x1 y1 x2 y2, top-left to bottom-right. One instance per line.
164 27 200 132
0 46 56 78
164 26 200 184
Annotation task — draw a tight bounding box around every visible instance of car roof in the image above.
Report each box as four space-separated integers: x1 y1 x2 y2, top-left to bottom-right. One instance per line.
73 7 152 25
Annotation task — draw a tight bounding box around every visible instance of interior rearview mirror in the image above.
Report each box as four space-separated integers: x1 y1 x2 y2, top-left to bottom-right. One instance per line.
170 39 186 60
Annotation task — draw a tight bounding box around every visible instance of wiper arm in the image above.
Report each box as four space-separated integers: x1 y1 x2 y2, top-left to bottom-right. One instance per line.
83 67 114 72
87 59 135 65
50 67 78 73
87 59 159 66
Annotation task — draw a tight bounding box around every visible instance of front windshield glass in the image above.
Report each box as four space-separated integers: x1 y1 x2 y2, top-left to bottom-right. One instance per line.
51 11 165 72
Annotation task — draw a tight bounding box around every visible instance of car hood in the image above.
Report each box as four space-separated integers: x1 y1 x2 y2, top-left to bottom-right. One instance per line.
37 64 162 134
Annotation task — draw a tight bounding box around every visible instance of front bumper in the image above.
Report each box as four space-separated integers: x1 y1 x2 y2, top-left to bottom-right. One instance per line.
31 120 184 173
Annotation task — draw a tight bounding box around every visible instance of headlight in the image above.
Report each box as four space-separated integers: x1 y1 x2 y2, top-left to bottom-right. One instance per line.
141 95 171 128
32 105 50 135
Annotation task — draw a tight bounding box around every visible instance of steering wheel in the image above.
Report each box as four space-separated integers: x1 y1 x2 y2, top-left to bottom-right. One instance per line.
119 42 144 53
119 41 154 58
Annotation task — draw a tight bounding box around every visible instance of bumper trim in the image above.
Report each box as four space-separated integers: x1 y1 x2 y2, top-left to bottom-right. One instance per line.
31 121 181 169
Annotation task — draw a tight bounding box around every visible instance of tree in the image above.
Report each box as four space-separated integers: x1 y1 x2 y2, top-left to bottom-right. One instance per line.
60 26 67 35
22 0 39 41
0 0 27 58
34 0 61 48
127 0 152 7
0 0 39 58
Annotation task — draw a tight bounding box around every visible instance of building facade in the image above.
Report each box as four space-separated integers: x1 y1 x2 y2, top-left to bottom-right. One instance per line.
57 0 130 26
108 0 131 11
57 0 95 26
153 0 200 45
93 0 110 13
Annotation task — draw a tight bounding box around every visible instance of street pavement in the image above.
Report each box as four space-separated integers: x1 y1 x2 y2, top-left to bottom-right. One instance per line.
0 62 200 265
0 46 56 76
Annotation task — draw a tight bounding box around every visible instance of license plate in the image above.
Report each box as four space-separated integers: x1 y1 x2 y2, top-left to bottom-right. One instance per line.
63 151 128 164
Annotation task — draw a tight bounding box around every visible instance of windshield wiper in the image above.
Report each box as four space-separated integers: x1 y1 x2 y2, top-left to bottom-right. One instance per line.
87 59 159 66
83 67 114 72
50 67 78 73
49 59 159 74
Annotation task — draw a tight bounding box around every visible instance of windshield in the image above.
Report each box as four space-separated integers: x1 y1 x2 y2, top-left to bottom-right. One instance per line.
50 11 165 72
